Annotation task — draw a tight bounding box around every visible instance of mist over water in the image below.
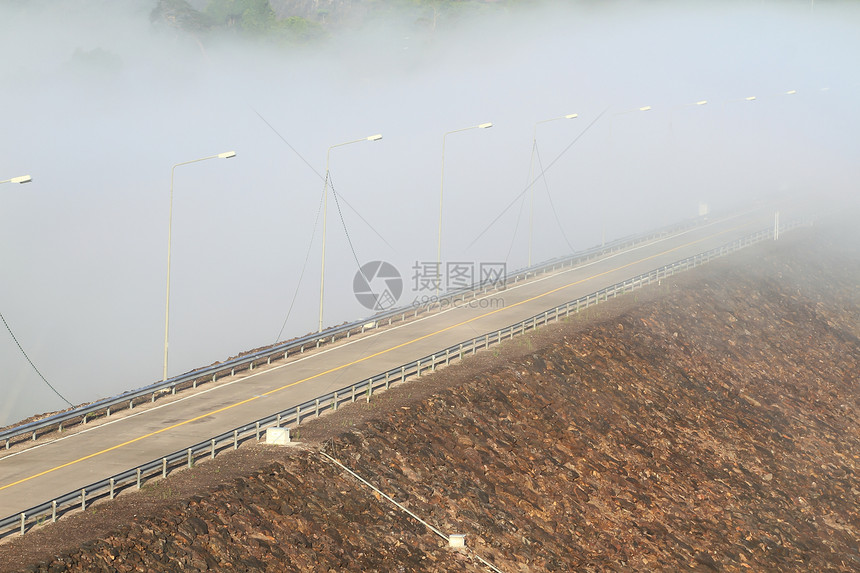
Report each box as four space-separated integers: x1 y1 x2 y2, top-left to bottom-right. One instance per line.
1 0 858 426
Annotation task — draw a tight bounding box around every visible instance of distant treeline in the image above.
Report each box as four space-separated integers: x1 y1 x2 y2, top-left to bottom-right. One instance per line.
150 0 535 44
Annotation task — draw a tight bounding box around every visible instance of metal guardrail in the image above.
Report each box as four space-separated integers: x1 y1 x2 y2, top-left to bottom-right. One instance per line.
0 220 805 540
1 214 709 449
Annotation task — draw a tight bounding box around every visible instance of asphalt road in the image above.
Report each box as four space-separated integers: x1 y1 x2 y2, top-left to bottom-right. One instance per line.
0 209 784 519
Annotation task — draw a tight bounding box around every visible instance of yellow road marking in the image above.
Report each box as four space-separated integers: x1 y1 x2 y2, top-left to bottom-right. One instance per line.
0 222 747 492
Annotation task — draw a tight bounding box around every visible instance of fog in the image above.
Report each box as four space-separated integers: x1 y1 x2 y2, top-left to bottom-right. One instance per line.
1 0 858 426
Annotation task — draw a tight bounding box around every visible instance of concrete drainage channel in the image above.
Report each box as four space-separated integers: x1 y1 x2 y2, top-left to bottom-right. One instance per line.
319 450 505 573
0 222 805 541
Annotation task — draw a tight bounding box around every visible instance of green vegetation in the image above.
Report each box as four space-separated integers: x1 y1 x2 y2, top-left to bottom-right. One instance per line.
150 0 533 47
151 0 325 45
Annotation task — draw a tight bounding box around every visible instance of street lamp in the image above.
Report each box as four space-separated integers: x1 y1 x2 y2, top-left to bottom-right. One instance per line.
526 113 578 267
609 105 652 140
318 134 383 333
721 95 756 112
436 122 493 294
669 100 707 136
0 175 32 185
163 150 236 381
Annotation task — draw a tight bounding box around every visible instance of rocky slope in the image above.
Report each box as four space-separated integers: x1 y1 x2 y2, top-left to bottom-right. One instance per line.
4 225 859 572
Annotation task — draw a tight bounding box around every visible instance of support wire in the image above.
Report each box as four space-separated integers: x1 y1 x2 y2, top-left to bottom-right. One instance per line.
0 309 73 408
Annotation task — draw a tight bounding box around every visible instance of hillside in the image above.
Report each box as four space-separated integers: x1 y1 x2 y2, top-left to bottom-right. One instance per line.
2 225 858 572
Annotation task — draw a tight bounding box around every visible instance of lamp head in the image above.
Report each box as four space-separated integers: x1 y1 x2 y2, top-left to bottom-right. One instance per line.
218 151 237 159
478 122 493 129
639 106 652 112
11 175 32 184
367 134 383 142
564 113 579 119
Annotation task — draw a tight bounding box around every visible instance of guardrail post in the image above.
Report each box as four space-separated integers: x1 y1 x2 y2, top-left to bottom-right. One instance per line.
52 501 57 523
366 380 372 402
187 448 193 468
401 365 406 381
351 386 356 403
211 439 216 459
385 371 390 389
315 398 320 417
137 468 141 490
417 359 421 376
193 379 198 389
255 422 260 441
234 430 239 449
110 478 115 500
276 413 281 427
20 513 25 536
333 391 339 411
129 399 134 410
162 458 167 478
81 489 86 511
107 406 111 417
445 349 451 365
431 354 436 372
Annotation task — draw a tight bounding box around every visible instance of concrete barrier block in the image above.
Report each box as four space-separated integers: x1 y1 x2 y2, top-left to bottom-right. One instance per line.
265 427 291 445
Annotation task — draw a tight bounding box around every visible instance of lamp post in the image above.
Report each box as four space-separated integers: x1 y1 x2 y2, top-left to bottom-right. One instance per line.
0 175 32 185
436 122 493 294
669 100 707 138
609 105 652 141
721 95 756 112
318 134 383 333
527 114 577 267
163 151 236 381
